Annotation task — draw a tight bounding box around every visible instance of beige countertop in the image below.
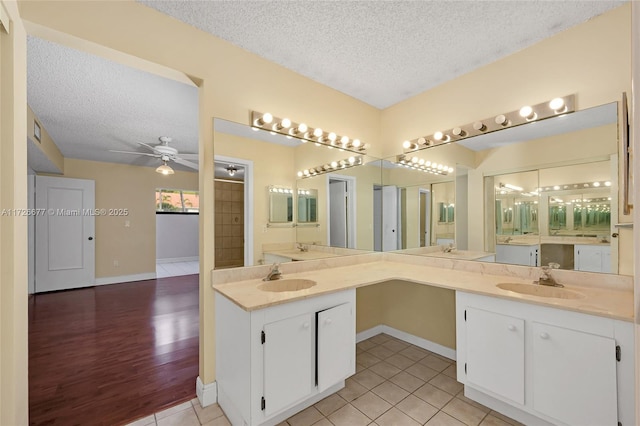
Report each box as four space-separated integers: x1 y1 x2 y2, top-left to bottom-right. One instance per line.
421 250 495 261
212 255 633 321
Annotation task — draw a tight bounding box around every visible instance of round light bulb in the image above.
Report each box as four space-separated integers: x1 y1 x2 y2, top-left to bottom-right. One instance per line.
604 181 612 187
495 115 508 126
352 139 361 147
434 131 444 141
448 167 454 173
593 182 600 187
330 161 338 168
298 123 308 133
280 118 291 128
348 156 356 164
549 98 565 112
303 169 310 175
437 165 443 170
519 106 535 120
553 185 560 190
411 156 419 163
418 158 425 165
313 128 323 138
328 132 337 142
425 161 431 167
452 127 466 137
417 137 427 145
262 113 273 124
473 121 486 131
402 140 411 149
341 136 349 145
297 171 303 177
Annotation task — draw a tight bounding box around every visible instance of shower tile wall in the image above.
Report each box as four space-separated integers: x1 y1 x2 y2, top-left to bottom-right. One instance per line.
215 181 244 269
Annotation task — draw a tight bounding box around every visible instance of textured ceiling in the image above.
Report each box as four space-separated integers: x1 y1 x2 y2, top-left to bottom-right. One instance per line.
139 0 625 109
26 2 626 172
27 36 199 171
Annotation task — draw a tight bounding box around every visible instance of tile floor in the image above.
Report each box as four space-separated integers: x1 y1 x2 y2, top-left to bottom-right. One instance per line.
156 260 199 278
128 333 522 426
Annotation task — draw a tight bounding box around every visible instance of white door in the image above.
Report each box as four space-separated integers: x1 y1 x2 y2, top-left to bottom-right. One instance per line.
329 180 347 248
35 176 95 292
263 313 313 416
382 185 398 251
317 303 355 392
532 321 617 426
419 189 430 247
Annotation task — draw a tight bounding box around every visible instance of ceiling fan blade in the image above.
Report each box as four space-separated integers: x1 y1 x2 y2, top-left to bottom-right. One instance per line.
138 142 160 153
177 153 199 160
109 150 159 158
173 157 199 170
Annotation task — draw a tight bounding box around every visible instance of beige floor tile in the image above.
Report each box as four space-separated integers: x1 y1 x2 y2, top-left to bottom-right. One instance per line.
389 371 425 393
351 391 392 420
156 408 200 426
368 361 402 379
192 401 225 424
337 378 368 402
413 383 455 409
368 345 395 360
371 381 410 405
442 364 457 379
399 346 429 362
396 394 439 424
124 414 156 426
375 407 421 426
419 355 452 372
369 334 393 345
328 403 371 426
287 406 324 426
357 346 365 355
455 392 491 414
426 411 467 426
155 401 193 420
442 398 487 426
352 369 387 389
479 415 513 426
314 393 347 417
429 373 464 395
356 362 367 372
385 353 415 370
357 340 378 351
357 352 383 368
202 416 231 426
489 411 525 426
311 419 332 426
405 362 439 382
382 339 409 353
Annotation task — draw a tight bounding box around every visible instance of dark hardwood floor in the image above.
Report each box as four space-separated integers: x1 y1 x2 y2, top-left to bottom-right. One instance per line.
28 275 199 426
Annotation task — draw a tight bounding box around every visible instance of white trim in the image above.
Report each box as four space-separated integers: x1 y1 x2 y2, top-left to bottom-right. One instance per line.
465 387 555 426
215 154 254 266
356 324 456 361
196 376 218 408
156 256 199 264
326 174 357 249
94 272 157 286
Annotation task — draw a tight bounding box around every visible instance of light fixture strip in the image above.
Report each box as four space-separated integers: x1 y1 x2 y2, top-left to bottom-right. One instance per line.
402 95 575 153
297 155 364 179
251 111 369 154
538 180 611 192
395 155 451 175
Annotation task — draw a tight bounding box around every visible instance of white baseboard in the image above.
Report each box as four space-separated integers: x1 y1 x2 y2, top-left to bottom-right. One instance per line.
357 324 456 361
196 376 217 408
156 256 199 264
95 272 157 286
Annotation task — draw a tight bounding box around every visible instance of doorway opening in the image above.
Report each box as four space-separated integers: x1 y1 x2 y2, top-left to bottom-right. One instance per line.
327 174 356 248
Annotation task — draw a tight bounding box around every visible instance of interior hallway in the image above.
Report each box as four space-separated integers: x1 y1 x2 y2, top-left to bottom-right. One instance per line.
28 274 199 425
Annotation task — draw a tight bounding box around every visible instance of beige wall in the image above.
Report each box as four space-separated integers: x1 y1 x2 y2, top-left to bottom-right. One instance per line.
0 1 28 424
44 158 198 278
356 281 457 350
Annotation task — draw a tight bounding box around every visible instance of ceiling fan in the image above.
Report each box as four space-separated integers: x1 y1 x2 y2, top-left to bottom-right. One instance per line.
109 136 198 174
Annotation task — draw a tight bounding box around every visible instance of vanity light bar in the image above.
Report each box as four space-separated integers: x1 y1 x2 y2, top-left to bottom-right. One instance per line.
251 111 369 154
297 155 364 179
402 95 575 153
268 186 294 194
538 180 611 192
396 155 453 175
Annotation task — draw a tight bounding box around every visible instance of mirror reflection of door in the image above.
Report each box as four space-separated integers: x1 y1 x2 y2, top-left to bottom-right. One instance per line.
382 185 399 251
329 179 348 248
214 159 248 269
419 189 430 247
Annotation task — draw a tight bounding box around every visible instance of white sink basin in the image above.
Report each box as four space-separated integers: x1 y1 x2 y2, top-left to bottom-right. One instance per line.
258 279 317 292
496 282 585 300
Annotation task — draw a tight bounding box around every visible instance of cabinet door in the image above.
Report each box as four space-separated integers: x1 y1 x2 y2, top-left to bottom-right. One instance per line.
532 322 617 426
466 307 525 404
263 313 313 416
574 245 603 272
317 303 355 392
601 246 612 273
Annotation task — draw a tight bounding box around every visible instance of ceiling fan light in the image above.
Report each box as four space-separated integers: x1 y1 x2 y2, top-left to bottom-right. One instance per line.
156 163 174 175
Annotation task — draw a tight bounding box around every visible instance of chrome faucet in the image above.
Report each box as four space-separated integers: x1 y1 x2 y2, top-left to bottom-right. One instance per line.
297 243 308 252
263 263 282 281
537 263 563 287
443 243 456 253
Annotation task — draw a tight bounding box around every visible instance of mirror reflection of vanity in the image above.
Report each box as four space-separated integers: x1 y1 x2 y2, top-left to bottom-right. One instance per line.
213 99 631 276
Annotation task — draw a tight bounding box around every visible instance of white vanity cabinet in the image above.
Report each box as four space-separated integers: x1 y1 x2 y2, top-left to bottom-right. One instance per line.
456 292 634 426
495 244 539 266
574 244 611 273
216 289 356 426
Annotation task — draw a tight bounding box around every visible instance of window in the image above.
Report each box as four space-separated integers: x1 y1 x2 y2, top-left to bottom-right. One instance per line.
156 188 199 213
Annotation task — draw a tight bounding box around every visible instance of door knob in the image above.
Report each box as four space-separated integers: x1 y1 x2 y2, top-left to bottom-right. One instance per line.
325 318 333 325
88 236 94 241
507 324 516 331
540 332 550 340
302 322 310 329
